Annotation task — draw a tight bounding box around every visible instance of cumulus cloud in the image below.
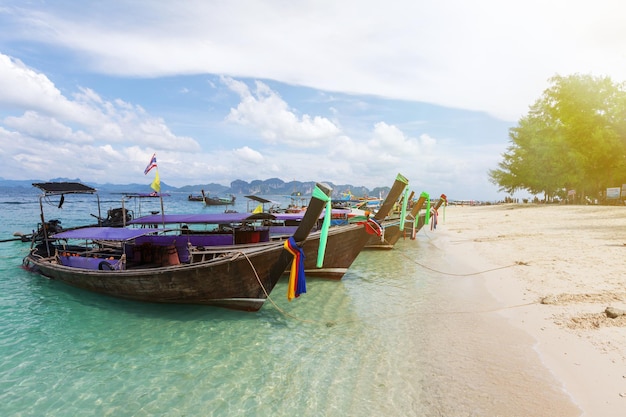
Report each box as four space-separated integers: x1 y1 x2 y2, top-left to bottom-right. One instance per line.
0 51 204 184
0 54 95 122
134 118 200 151
223 77 341 147
233 146 263 164
0 52 201 152
369 122 422 155
3 111 92 143
321 122 438 181
419 134 437 148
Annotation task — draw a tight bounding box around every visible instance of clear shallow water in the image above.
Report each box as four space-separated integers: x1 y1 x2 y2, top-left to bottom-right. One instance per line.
0 191 577 416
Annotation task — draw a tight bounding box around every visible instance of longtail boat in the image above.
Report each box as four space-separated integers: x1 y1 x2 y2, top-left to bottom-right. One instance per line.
22 182 332 311
364 192 447 248
410 194 447 237
299 173 409 278
188 189 236 205
124 174 409 280
364 190 425 249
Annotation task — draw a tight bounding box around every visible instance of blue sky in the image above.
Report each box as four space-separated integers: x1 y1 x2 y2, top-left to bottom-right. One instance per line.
1 1 625 201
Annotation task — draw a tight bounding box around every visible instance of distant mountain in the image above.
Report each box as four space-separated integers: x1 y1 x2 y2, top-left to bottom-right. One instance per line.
0 177 388 198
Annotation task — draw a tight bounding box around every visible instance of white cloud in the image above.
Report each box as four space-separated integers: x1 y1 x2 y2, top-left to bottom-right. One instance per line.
4 1 626 121
233 146 263 164
135 118 200 151
0 54 95 122
3 111 92 143
419 134 436 149
0 51 202 150
223 78 341 147
318 122 440 184
369 122 421 155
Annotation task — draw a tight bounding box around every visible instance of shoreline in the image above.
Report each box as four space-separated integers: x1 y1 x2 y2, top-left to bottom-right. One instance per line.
429 203 626 415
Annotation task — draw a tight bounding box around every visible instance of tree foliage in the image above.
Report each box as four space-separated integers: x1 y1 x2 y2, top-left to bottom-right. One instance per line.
489 74 626 201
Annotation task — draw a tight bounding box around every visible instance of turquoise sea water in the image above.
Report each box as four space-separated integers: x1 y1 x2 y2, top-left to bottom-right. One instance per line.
0 191 577 416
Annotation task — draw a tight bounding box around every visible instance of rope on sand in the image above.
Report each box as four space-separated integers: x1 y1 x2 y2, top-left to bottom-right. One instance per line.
399 247 529 276
242 247 531 325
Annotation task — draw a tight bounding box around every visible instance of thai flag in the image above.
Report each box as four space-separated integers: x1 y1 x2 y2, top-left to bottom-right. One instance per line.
144 153 157 175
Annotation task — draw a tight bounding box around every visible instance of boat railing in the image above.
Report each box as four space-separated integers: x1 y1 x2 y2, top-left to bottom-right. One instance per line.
189 249 233 263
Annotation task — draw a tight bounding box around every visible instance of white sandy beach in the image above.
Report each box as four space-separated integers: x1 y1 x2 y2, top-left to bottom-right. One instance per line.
427 203 626 416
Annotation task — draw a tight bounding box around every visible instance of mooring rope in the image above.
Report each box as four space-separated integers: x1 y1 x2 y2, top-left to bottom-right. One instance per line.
239 240 532 326
404 255 528 277
403 227 529 276
241 251 333 325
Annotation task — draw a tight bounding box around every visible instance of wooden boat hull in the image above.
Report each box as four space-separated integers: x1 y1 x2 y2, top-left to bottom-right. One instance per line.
301 223 371 280
22 244 287 312
188 192 235 205
365 193 427 249
372 208 438 246
203 197 235 206
364 218 426 249
364 222 403 249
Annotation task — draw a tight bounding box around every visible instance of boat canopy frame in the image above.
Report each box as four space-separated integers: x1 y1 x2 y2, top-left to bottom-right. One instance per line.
32 182 102 257
33 182 98 195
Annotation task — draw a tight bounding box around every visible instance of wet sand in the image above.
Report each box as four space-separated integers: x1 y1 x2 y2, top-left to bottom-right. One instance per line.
422 203 626 416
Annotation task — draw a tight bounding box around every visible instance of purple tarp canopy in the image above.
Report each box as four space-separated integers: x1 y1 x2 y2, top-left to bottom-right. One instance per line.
124 193 170 198
52 227 166 241
129 213 270 225
272 210 349 220
129 210 347 226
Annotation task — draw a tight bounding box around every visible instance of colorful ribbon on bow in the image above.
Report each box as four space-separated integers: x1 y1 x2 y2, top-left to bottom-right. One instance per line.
361 217 383 236
285 236 306 301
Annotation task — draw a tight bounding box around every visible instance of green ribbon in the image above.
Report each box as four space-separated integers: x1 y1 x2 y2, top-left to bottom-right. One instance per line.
312 185 332 268
420 191 430 225
399 186 409 230
396 173 409 185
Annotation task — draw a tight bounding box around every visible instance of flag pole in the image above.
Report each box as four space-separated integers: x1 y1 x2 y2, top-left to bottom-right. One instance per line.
144 153 164 229
156 168 165 228
160 196 165 228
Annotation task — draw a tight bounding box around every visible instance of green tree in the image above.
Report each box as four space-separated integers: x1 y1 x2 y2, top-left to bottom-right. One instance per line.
489 74 626 201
